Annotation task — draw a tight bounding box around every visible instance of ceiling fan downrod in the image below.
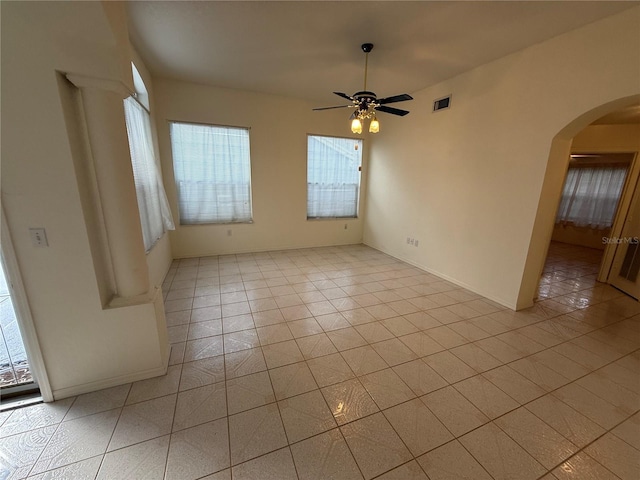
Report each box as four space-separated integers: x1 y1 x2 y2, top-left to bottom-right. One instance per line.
361 43 373 91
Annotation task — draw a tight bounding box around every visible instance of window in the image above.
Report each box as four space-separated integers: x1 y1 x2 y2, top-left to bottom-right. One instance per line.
555 165 628 229
307 135 362 218
123 94 174 252
170 123 252 225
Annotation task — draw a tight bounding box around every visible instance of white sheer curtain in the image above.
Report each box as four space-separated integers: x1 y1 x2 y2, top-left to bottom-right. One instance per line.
170 123 252 224
123 97 175 251
556 165 628 229
307 135 362 218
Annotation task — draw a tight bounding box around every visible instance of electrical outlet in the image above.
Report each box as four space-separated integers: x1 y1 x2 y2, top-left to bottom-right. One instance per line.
344 223 348 230
227 229 232 236
415 240 419 247
410 238 414 245
406 237 411 244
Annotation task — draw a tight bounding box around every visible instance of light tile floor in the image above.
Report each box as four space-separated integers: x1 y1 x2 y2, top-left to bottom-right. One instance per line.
0 242 638 479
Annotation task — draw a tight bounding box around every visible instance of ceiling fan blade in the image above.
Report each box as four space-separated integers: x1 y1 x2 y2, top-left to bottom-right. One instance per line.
312 105 351 111
376 105 410 116
377 94 413 105
334 92 354 101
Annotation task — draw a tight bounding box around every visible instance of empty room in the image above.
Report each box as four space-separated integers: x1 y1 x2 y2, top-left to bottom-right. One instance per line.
1 1 639 479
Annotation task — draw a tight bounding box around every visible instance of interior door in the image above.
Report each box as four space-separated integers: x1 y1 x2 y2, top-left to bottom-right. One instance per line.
609 177 640 300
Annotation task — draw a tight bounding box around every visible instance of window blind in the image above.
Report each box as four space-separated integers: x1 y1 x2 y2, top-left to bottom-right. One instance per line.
556 165 628 229
307 135 362 218
170 122 252 224
123 97 175 251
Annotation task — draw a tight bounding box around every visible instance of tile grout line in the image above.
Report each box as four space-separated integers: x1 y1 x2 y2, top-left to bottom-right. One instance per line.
167 245 637 479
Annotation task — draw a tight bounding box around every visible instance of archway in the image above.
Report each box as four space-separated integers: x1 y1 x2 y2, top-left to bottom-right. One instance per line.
516 94 640 309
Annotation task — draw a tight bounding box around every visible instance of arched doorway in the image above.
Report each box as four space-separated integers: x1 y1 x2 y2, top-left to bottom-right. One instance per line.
517 94 640 309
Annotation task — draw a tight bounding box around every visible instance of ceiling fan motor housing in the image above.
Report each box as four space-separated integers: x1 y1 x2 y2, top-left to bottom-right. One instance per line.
354 91 377 103
354 91 377 101
353 91 378 113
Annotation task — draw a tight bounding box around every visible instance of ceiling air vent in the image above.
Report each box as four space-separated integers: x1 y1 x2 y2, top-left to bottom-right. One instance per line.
433 95 451 112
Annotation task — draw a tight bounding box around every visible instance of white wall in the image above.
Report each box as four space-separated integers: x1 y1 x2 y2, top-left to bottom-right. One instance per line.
154 79 368 258
572 124 640 152
1 1 169 399
363 8 640 309
551 226 608 250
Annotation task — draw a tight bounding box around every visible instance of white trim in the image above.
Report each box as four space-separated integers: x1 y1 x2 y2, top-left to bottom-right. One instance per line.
65 73 132 99
170 240 363 260
1 206 53 402
52 356 169 400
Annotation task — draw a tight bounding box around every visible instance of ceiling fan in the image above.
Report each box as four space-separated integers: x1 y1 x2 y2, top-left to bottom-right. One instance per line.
313 43 413 134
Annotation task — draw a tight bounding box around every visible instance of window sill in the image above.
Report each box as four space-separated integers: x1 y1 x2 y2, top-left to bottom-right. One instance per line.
307 217 358 221
179 220 254 226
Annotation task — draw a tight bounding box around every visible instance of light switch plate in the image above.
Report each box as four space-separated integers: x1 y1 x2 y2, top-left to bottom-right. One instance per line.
29 228 48 247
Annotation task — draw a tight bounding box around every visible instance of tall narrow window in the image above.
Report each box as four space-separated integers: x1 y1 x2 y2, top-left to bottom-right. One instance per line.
556 164 629 229
307 135 362 218
123 72 174 252
170 123 252 224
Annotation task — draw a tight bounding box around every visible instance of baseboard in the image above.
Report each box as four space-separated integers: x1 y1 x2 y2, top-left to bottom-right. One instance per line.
51 356 169 401
363 241 518 311
172 241 364 260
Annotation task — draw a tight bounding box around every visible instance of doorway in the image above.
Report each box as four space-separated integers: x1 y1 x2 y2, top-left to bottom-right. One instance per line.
517 96 640 310
538 151 637 306
0 209 50 404
0 256 38 398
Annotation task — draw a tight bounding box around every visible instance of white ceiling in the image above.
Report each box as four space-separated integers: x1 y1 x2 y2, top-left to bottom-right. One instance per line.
126 1 636 106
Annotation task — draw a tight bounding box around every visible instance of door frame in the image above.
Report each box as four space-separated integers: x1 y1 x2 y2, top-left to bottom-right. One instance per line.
1 206 53 401
530 150 639 304
608 174 640 298
559 151 640 284
602 153 640 282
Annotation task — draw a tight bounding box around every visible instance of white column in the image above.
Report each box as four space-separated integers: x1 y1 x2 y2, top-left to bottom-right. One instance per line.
67 74 149 298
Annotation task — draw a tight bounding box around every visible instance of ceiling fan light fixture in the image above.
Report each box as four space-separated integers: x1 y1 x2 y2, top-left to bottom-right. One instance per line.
313 43 413 133
351 118 363 134
369 115 380 134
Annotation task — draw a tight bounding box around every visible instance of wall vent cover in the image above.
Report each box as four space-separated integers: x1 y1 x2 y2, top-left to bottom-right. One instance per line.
433 95 451 112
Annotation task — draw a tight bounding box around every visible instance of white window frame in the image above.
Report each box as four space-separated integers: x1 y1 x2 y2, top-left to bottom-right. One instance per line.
307 134 363 219
169 122 253 225
123 63 174 252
